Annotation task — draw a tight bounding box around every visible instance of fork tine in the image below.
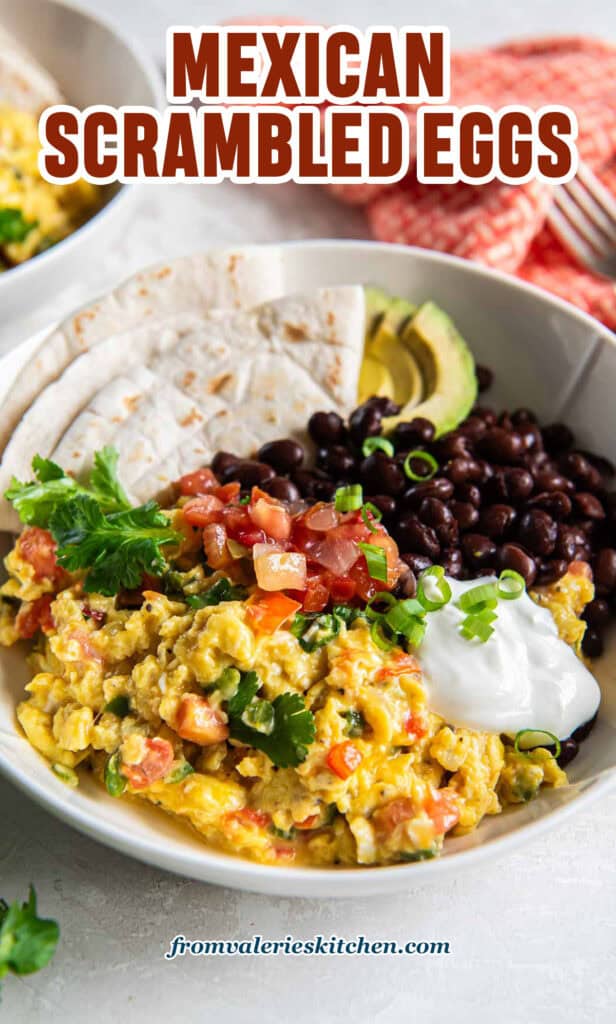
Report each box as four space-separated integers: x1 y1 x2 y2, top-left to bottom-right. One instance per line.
576 161 616 226
553 188 612 257
562 176 616 246
547 203 602 271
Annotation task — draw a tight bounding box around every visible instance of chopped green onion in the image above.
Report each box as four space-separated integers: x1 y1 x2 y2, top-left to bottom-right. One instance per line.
291 612 341 652
365 591 398 620
417 566 452 611
344 709 366 737
104 695 131 718
165 759 195 783
358 542 388 582
460 612 495 642
384 599 425 636
270 824 296 841
399 847 437 862
514 729 561 758
497 569 526 600
238 494 251 505
51 763 79 788
241 698 275 735
457 582 498 611
361 502 383 533
402 617 427 648
362 436 395 458
104 751 126 797
332 604 362 626
370 618 396 651
334 484 363 512
403 450 438 482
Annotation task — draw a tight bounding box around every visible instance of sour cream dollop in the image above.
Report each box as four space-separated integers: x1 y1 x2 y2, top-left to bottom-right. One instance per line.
418 576 601 740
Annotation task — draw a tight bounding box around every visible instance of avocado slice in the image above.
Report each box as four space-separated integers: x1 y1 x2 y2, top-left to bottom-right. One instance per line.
366 322 424 407
385 301 477 437
364 287 392 339
359 353 396 403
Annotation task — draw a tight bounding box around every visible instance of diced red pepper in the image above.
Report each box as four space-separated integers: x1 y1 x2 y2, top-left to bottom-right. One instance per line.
326 741 362 780
403 712 427 740
424 788 460 835
373 797 415 834
176 694 229 745
182 494 224 527
245 591 302 634
228 807 271 829
122 737 175 790
17 527 63 583
15 595 55 639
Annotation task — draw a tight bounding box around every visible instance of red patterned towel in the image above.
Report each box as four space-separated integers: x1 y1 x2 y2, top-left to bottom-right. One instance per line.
226 26 616 327
331 37 616 330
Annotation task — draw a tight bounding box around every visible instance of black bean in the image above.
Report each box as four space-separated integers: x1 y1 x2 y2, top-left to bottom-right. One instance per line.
401 478 455 510
263 476 300 503
498 543 537 586
479 504 517 539
504 467 535 503
578 450 615 479
482 471 509 503
572 713 598 743
473 406 497 425
308 410 346 446
573 492 606 520
557 738 579 768
317 445 356 478
441 547 464 578
582 628 604 658
511 408 538 427
517 509 558 556
527 490 572 519
455 482 482 507
476 365 493 392
366 494 397 520
360 452 406 496
541 423 574 455
418 497 452 529
594 548 616 595
555 525 588 563
314 478 338 502
533 468 574 494
349 397 400 445
258 438 304 474
212 451 241 480
395 568 418 599
435 434 472 461
293 469 326 499
535 559 568 586
583 598 610 630
479 427 524 463
395 516 441 560
392 417 435 448
461 533 497 568
233 460 276 488
559 452 603 491
401 552 433 575
450 501 480 530
457 416 488 442
445 457 481 485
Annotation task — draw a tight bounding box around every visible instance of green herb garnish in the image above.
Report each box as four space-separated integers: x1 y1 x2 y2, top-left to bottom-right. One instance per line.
357 542 388 582
51 763 78 787
225 672 316 768
362 436 394 458
185 577 247 609
49 495 181 597
104 695 131 718
334 484 363 512
165 759 195 783
344 709 366 737
290 604 361 652
0 208 38 245
0 887 59 987
360 501 382 533
403 450 438 481
104 751 127 797
5 447 132 528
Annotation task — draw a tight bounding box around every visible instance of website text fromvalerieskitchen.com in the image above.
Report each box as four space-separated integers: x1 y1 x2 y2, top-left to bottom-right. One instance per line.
164 935 452 958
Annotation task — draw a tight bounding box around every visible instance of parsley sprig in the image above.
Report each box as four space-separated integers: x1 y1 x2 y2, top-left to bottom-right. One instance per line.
0 208 38 246
209 669 316 767
0 887 59 987
50 495 181 596
6 448 132 527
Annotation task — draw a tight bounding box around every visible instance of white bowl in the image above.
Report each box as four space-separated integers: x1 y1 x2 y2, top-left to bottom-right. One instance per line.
1 240 615 898
0 0 163 319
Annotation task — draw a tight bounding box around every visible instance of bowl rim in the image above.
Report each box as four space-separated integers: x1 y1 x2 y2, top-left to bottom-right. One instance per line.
0 0 165 290
1 237 614 897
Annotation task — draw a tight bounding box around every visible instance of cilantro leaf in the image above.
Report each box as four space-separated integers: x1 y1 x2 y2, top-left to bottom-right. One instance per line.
227 671 260 717
0 887 59 984
49 495 181 596
6 447 131 528
0 208 38 245
185 577 248 609
229 691 316 768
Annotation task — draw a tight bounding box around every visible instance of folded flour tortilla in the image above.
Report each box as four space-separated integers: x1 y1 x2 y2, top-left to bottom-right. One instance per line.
0 247 285 458
0 280 365 529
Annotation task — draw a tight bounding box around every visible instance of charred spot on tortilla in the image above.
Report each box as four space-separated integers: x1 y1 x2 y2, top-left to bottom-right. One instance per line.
283 321 310 343
207 373 235 395
179 410 204 428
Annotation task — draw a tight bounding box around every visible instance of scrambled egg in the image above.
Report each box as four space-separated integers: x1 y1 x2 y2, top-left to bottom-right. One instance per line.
0 106 101 270
1 532 590 868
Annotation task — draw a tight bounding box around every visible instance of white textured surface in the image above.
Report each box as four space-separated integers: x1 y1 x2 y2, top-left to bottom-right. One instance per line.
2 3 616 1021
